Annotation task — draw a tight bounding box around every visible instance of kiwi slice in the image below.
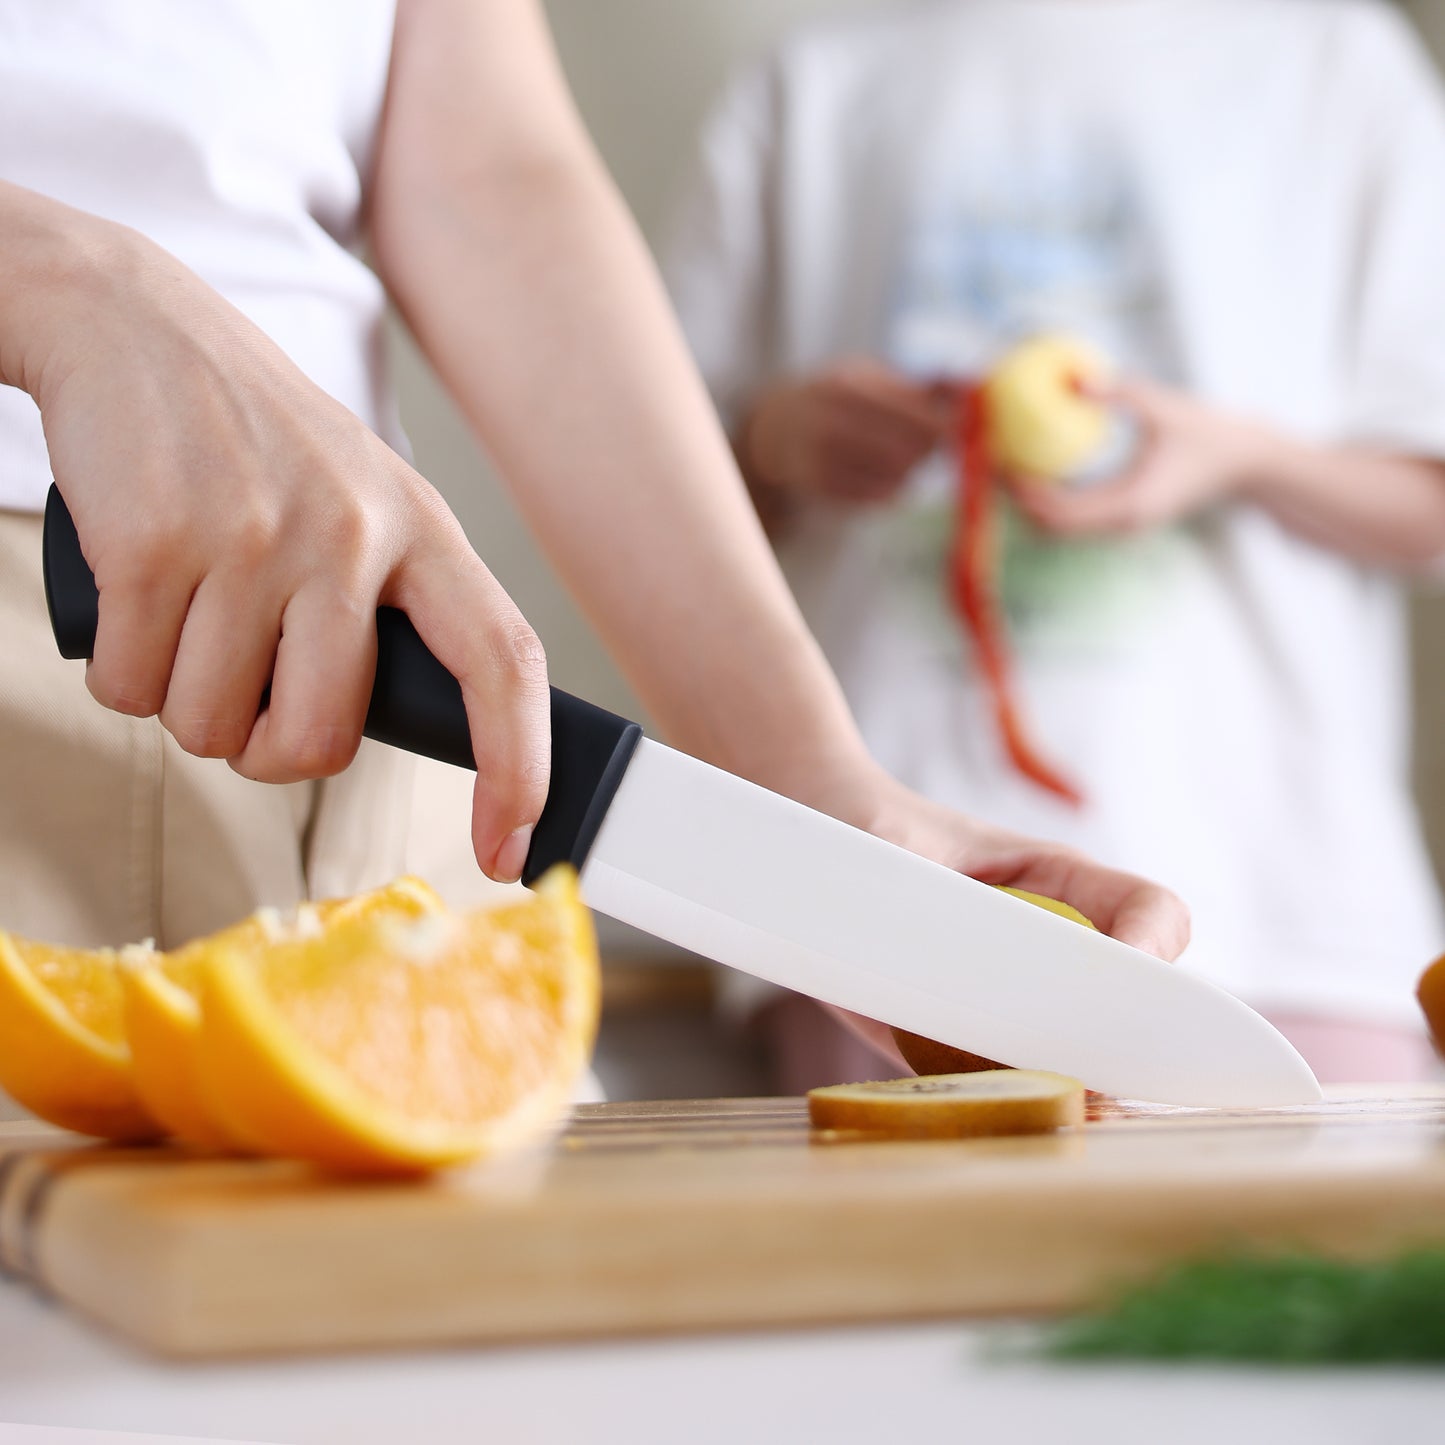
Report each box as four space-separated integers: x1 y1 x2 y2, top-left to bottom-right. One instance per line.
808 1070 1085 1139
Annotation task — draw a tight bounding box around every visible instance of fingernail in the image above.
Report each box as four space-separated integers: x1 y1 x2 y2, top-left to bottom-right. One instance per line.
494 826 534 885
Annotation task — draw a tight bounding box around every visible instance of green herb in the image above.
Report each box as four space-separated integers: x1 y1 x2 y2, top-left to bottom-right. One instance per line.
1043 1252 1445 1365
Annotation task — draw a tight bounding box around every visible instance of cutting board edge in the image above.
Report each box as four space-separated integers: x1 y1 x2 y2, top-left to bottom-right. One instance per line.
31 1154 1445 1359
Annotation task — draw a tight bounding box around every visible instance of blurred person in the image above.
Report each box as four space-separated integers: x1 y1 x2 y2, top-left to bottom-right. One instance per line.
0 0 1186 1106
664 0 1445 1086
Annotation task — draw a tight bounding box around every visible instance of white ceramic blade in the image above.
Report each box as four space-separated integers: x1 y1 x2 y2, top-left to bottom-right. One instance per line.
579 740 1320 1106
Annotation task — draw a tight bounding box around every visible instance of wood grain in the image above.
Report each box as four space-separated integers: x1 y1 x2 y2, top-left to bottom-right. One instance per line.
5 1089 1445 1359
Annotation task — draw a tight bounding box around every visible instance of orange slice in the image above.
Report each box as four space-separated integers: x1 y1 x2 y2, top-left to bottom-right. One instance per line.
122 877 444 1148
0 933 161 1141
809 1070 1085 1139
197 867 599 1174
892 887 1097 1076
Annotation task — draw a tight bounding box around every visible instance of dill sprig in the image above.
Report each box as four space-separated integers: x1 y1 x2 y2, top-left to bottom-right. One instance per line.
1044 1252 1445 1364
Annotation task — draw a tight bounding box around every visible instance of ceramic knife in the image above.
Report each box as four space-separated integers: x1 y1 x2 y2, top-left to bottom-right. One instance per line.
42 486 1321 1106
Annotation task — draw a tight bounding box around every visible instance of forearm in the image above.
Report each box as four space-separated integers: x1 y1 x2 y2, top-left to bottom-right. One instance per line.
375 158 870 797
1240 428 1445 569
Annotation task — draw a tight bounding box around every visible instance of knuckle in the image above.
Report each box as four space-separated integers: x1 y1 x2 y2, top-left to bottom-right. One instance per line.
402 474 465 539
315 493 373 563
277 722 361 779
513 749 552 807
118 516 190 576
227 509 284 570
166 712 250 759
488 617 548 687
86 666 162 719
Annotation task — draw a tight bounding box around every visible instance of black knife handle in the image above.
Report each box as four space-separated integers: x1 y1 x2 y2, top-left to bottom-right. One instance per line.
41 485 642 886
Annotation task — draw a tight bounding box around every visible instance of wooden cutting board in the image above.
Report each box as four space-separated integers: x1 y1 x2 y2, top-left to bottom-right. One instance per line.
5 1087 1445 1360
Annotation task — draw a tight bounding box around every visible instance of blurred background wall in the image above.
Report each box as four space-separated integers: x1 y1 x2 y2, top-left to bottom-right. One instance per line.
393 0 1445 886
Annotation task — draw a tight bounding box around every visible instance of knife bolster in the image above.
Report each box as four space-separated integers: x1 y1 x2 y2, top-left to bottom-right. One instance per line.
363 617 644 884
522 692 642 885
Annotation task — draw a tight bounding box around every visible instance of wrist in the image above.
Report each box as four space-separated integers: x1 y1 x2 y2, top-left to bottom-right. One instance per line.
0 184 139 403
1227 415 1308 506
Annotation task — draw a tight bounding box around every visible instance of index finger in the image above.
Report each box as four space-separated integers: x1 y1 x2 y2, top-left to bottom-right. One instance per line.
389 545 551 885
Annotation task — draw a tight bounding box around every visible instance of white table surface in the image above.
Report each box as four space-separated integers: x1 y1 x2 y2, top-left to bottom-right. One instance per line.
2 1284 1443 1445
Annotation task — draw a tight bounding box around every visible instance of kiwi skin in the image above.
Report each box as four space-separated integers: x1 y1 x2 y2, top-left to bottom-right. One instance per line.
891 1027 1009 1077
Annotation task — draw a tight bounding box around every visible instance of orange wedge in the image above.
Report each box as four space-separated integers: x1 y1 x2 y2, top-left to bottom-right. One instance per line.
197 867 599 1174
122 877 444 1147
311 875 444 928
0 933 161 1141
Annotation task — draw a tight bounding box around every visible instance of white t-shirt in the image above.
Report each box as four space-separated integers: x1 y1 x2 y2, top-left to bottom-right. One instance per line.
0 0 403 512
665 0 1445 1027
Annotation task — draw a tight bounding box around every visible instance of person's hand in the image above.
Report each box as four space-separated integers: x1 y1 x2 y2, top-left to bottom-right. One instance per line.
1009 377 1266 536
27 215 549 883
737 358 952 505
801 762 1191 1067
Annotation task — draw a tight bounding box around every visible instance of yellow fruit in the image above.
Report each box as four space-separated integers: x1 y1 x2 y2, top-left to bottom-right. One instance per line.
122 877 445 1148
312 875 444 928
120 959 223 1147
197 867 600 1175
984 334 1109 479
0 933 161 1141
892 886 1098 1076
996 885 1097 931
809 1070 1085 1138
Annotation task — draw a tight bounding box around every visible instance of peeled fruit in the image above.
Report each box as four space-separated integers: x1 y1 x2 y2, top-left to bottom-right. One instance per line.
122 877 445 1147
892 887 1098 1077
984 334 1109 479
0 934 160 1141
1417 953 1445 1056
809 1070 1085 1139
198 868 599 1175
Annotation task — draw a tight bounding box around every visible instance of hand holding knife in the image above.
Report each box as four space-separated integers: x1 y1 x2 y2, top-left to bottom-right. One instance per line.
43 485 1320 1106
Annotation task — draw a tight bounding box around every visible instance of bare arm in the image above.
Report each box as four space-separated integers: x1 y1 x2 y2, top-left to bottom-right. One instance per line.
371 0 869 802
1243 438 1445 570
366 0 1187 958
0 10 1186 956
